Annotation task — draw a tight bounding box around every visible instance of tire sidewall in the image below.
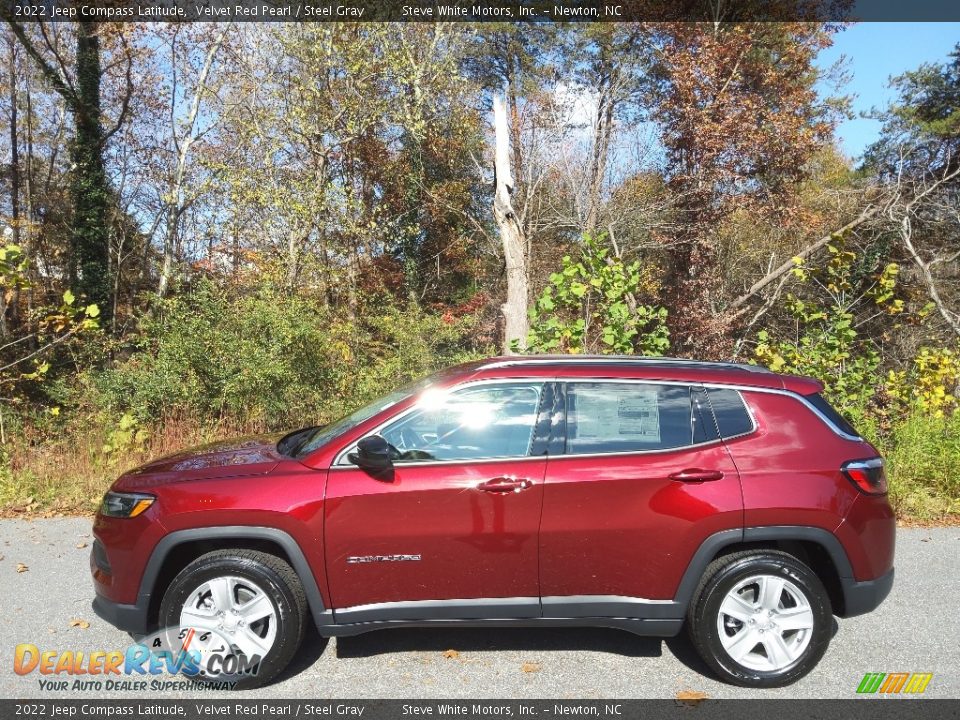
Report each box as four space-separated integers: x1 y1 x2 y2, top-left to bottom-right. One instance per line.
159 554 303 689
697 555 832 688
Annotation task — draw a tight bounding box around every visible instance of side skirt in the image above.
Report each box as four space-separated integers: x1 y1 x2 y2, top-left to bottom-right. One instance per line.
318 616 683 639
317 596 684 639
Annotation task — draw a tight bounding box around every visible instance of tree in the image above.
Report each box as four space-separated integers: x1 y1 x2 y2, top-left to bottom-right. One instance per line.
4 20 133 320
866 45 960 340
649 22 837 357
492 91 528 351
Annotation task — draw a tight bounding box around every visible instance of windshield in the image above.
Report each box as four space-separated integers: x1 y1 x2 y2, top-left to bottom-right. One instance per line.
286 375 437 459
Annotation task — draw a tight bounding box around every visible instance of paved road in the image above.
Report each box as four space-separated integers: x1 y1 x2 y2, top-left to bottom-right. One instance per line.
0 519 956 699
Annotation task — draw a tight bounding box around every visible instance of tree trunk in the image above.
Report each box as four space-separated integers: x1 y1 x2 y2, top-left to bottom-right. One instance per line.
584 76 614 237
3 38 19 335
71 21 112 318
157 208 177 299
493 92 528 353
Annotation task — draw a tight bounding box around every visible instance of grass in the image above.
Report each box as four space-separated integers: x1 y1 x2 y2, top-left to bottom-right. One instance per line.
0 416 269 517
884 411 960 521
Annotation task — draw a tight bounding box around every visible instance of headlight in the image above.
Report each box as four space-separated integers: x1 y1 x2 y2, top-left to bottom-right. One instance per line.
100 491 155 518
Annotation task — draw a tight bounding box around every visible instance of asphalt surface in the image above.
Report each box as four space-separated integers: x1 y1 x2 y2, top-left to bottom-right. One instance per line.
0 519 956 699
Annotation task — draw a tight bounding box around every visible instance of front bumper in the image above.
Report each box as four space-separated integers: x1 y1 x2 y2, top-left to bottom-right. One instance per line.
840 567 895 617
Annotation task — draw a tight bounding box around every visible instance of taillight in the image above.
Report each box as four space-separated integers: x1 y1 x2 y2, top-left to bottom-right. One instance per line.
842 458 888 495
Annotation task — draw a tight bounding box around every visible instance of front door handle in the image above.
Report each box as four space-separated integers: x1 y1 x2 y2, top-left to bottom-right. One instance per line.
669 468 725 482
478 477 533 493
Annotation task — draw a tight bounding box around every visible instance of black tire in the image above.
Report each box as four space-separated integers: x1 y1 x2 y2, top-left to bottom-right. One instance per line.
159 549 308 689
687 550 832 688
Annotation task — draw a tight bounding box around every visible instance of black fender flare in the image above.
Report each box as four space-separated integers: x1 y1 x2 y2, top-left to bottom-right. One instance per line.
673 525 856 610
136 526 332 629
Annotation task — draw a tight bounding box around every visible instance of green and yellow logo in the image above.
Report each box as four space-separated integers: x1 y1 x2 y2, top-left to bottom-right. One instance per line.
857 672 933 694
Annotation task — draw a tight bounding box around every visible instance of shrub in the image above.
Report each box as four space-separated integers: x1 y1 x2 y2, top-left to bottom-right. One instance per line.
526 235 669 356
75 282 484 430
884 410 960 519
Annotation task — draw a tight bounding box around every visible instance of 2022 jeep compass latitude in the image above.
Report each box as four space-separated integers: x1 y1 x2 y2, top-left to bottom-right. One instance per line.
91 356 894 688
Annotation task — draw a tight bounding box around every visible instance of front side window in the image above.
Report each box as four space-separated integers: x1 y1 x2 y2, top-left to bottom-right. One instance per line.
564 383 714 455
378 383 543 463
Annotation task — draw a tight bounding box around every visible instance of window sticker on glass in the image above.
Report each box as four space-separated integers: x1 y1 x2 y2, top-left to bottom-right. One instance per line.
614 391 661 441
571 387 661 443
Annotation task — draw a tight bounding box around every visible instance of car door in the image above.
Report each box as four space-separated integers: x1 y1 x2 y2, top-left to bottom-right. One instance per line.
538 381 743 618
324 381 549 622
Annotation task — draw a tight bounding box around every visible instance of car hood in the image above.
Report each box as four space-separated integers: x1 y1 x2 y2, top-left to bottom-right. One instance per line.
113 434 287 490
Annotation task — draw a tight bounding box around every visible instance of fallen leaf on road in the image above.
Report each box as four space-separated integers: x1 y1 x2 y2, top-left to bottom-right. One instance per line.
521 662 541 673
69 620 90 629
16 563 28 573
76 543 88 549
442 650 460 659
675 690 708 706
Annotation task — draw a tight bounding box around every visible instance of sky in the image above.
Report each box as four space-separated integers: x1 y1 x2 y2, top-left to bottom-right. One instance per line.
817 22 960 160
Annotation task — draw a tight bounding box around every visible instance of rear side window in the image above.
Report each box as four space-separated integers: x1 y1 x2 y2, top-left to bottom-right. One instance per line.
564 383 716 454
706 388 755 439
804 392 861 438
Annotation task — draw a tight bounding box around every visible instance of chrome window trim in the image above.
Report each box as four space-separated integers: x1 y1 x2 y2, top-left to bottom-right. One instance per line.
332 379 546 467
331 375 859 467
544 437 727 461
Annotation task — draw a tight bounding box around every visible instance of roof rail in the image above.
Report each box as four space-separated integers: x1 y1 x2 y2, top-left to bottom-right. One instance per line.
479 355 773 374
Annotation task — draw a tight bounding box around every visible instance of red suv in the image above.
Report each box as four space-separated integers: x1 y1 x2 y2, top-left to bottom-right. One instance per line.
91 356 894 688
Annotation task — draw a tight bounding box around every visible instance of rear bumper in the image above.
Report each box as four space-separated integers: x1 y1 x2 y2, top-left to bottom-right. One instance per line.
92 593 150 636
839 567 894 617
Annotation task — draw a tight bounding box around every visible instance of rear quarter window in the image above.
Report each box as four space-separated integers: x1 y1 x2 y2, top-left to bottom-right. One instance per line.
706 388 755 439
804 392 861 438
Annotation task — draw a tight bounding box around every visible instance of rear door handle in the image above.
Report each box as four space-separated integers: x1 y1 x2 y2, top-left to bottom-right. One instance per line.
669 468 725 482
478 477 533 493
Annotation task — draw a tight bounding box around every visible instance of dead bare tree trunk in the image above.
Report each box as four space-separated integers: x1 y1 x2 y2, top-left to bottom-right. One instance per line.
493 91 528 354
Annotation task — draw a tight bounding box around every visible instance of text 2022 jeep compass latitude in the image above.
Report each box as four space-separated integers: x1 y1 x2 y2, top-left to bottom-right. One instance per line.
91 356 894 688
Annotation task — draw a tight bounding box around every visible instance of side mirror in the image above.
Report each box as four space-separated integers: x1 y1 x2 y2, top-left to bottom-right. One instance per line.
348 435 395 477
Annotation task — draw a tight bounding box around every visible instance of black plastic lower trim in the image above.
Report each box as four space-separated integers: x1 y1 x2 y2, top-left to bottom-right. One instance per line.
319 617 683 638
839 567 894 617
92 594 150 636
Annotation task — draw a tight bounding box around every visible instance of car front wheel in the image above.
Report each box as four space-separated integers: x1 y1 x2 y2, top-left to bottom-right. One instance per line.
687 550 832 687
158 549 307 689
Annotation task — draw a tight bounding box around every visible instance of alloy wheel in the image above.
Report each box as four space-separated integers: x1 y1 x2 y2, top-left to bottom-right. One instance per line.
716 573 815 672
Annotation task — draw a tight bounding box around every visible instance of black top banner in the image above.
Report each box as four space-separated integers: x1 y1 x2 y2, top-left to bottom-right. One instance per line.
5 0 960 23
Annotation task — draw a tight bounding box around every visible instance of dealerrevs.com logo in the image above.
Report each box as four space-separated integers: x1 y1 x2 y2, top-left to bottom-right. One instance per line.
13 626 260 691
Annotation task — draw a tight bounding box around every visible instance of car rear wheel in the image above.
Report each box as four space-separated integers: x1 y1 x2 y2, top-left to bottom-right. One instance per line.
687 550 832 687
159 549 307 689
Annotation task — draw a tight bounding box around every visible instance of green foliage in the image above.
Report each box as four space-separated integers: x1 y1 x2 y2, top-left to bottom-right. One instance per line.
80 282 483 429
526 235 669 356
101 413 150 458
883 411 960 519
1 247 100 392
885 347 960 418
866 44 960 171
753 240 903 414
0 244 29 290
